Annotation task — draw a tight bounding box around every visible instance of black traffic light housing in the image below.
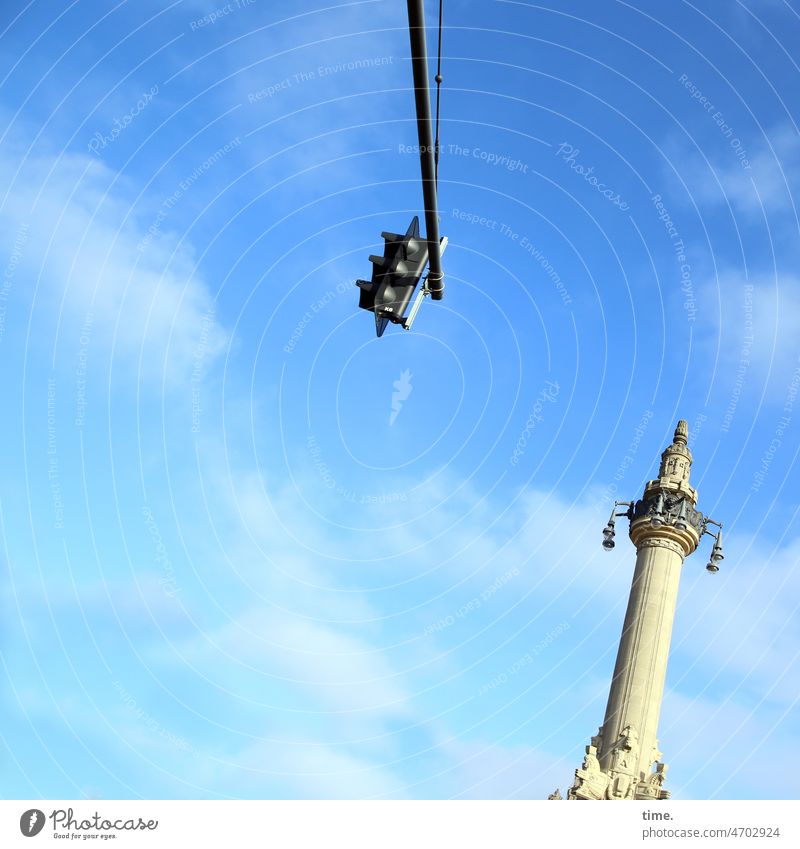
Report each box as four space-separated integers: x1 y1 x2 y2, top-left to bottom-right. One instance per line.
356 216 430 337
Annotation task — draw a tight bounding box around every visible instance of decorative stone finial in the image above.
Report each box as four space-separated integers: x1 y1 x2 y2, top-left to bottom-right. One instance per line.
632 418 701 552
657 420 693 483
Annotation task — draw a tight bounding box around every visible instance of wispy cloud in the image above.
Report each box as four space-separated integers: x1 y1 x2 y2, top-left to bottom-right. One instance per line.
0 135 227 384
669 123 800 221
694 271 800 403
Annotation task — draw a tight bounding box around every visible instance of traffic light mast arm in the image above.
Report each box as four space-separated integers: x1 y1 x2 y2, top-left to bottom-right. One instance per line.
407 0 444 301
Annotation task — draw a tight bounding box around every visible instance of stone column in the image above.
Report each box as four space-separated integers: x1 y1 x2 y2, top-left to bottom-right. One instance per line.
567 420 709 801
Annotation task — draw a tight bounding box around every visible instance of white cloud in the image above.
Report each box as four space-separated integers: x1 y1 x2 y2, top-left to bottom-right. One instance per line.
671 529 800 709
0 139 227 385
672 123 800 220
222 734 410 799
694 271 800 402
175 605 413 718
660 687 800 800
434 737 573 800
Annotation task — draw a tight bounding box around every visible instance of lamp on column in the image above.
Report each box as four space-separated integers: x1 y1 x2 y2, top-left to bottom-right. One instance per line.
702 520 724 574
650 492 665 527
602 502 633 551
672 498 689 532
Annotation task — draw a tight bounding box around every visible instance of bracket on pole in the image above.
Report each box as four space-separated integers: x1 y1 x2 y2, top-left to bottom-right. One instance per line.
402 236 448 330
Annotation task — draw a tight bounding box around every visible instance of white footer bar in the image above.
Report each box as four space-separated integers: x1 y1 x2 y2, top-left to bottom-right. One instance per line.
2 800 797 848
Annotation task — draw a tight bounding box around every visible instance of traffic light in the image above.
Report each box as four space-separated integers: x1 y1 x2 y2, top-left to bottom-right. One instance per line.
356 216 430 337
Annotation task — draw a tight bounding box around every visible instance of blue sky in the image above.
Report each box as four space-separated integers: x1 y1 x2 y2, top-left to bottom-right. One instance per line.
0 0 798 800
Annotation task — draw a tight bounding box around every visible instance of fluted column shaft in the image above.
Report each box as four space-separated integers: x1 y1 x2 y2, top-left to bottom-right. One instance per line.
598 537 684 780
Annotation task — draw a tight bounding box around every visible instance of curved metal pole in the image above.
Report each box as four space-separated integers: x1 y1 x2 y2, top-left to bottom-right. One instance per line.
407 0 444 300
